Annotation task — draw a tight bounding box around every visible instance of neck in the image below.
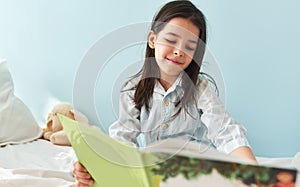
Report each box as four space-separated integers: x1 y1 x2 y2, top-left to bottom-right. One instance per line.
159 74 178 91
159 79 172 91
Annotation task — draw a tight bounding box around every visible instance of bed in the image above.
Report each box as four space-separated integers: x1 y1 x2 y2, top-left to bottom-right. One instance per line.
1 59 299 186
0 140 76 187
0 139 300 187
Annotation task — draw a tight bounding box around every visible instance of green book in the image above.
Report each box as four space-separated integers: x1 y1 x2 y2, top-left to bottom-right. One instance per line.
58 114 298 187
58 114 157 187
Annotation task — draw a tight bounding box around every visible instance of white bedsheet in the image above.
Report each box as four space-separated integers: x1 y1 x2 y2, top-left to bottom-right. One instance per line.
0 139 299 187
0 139 76 187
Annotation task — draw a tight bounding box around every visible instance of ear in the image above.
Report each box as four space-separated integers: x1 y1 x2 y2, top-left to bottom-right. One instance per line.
46 113 53 129
70 109 89 124
148 31 156 49
69 109 75 119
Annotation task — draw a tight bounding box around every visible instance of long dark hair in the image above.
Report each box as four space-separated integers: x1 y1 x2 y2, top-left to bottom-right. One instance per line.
132 0 207 116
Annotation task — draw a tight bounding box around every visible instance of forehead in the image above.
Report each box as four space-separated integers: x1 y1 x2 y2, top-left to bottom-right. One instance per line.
159 17 200 40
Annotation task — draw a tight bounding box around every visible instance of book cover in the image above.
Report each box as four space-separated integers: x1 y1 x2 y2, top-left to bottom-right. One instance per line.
58 114 298 187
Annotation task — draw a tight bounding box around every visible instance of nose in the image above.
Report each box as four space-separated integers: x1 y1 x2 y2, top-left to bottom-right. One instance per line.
173 47 184 57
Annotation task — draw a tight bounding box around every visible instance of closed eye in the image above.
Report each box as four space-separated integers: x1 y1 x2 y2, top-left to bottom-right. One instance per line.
165 38 176 44
165 38 195 51
186 45 195 51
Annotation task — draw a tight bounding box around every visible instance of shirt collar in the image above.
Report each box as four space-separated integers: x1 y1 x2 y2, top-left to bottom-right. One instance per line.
154 72 184 101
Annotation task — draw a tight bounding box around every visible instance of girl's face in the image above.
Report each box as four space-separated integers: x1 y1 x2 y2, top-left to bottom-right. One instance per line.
148 17 200 83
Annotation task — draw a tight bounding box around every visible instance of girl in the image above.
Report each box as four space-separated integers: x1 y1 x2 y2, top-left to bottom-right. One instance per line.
73 0 257 186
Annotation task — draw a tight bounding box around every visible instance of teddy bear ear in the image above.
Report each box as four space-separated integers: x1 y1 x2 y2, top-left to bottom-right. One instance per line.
68 109 75 119
70 109 89 124
46 113 53 128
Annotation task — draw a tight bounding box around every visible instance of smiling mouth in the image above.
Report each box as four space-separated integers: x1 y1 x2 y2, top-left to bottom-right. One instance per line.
167 58 182 65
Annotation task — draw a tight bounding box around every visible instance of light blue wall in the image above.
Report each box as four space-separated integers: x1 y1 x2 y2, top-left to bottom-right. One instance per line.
1 0 299 157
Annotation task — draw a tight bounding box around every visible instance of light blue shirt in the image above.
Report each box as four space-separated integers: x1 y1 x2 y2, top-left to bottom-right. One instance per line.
109 74 250 154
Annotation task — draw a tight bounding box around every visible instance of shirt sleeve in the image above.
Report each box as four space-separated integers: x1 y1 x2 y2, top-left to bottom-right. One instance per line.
109 81 141 147
197 79 251 154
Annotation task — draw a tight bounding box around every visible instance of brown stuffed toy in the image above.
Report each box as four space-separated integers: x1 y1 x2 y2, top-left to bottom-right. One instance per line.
42 102 88 146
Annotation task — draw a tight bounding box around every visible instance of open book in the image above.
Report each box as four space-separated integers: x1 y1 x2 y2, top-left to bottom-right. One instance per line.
58 114 298 187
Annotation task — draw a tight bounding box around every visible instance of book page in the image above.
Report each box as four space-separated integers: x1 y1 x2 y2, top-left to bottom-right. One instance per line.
59 115 153 187
141 138 253 165
141 139 298 187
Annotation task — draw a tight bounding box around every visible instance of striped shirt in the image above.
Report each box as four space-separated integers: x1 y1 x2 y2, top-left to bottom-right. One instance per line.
109 74 250 154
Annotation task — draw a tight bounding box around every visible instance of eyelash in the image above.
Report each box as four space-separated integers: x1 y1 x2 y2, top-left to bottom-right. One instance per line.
165 38 176 44
165 39 195 51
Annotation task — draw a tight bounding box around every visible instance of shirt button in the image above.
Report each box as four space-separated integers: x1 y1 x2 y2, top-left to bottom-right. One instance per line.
162 123 168 129
163 100 169 106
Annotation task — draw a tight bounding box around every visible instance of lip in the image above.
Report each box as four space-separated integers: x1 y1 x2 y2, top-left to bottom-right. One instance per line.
167 57 182 65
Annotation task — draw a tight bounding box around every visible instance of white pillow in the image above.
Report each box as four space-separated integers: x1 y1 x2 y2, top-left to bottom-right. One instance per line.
0 59 42 146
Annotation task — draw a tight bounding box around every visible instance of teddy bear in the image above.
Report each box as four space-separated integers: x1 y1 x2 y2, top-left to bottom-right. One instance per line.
42 102 88 146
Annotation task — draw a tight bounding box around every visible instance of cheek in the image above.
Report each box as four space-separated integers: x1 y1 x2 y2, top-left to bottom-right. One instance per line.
155 44 172 57
185 50 195 61
154 50 165 64
183 57 193 68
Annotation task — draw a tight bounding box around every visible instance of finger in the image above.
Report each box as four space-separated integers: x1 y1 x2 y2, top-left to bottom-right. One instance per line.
72 169 92 179
74 161 87 172
75 176 94 186
76 180 90 187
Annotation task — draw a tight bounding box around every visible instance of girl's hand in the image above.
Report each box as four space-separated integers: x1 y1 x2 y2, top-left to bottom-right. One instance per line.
73 161 94 187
